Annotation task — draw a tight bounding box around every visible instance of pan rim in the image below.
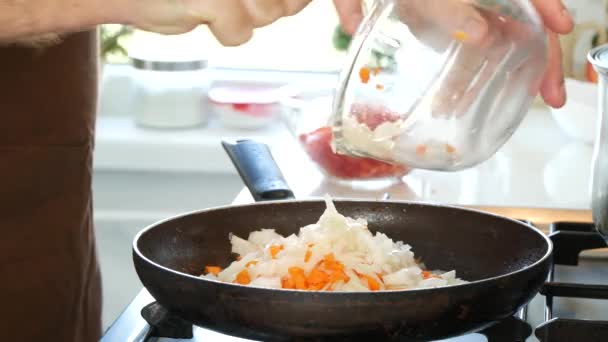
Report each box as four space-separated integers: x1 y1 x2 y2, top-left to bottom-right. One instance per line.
132 198 553 295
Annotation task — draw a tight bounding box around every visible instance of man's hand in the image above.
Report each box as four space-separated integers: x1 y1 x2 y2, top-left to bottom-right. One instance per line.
121 0 313 46
333 0 574 108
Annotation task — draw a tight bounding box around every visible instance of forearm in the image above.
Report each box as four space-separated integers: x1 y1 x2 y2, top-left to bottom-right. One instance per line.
0 0 123 42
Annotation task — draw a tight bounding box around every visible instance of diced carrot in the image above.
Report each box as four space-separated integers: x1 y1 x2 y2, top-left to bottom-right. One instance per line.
270 245 284 259
288 267 307 290
204 266 221 276
329 269 350 283
446 144 456 154
307 268 330 289
236 269 251 285
304 249 312 262
322 254 345 272
282 277 295 289
415 144 427 156
359 67 371 84
245 260 258 268
359 274 381 291
452 30 468 42
422 271 440 279
308 283 326 291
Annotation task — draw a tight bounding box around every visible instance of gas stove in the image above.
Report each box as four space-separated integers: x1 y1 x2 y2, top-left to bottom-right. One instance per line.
101 207 608 342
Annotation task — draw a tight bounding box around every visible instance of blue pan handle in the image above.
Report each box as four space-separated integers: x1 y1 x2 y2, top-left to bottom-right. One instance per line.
222 139 295 202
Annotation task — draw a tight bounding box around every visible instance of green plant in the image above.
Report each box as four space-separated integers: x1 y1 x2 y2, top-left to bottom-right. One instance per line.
100 25 133 62
331 24 397 70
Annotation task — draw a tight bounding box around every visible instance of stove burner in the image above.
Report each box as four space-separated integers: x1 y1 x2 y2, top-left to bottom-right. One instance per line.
533 222 608 342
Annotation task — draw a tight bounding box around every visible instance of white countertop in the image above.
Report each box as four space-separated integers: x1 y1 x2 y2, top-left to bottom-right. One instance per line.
233 105 595 210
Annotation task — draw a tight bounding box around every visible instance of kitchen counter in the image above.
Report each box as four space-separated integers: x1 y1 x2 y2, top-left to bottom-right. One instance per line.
233 105 595 211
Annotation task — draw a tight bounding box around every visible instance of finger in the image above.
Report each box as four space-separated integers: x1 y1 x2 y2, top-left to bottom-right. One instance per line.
397 0 489 45
531 0 573 34
241 0 287 27
241 0 312 27
205 0 254 46
282 0 314 16
333 0 363 35
540 32 566 108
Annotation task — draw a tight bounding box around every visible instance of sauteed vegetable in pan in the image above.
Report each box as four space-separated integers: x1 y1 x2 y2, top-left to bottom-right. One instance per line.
202 196 467 292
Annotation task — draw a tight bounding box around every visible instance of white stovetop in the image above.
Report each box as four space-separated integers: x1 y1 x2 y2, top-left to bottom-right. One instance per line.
234 105 595 210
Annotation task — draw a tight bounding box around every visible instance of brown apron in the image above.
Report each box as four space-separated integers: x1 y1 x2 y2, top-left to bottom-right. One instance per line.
0 31 102 342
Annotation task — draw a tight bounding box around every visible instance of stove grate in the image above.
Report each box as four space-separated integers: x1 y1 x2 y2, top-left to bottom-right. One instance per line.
534 222 608 342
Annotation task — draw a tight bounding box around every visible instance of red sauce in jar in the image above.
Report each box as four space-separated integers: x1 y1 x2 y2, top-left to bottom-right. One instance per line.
299 127 409 179
350 103 401 130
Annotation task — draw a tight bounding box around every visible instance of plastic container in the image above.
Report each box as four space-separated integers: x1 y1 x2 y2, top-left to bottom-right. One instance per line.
330 0 549 171
130 59 210 128
209 85 280 130
279 83 410 185
128 31 210 129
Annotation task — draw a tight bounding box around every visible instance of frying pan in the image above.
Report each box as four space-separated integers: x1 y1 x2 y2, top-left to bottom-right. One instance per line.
132 139 552 341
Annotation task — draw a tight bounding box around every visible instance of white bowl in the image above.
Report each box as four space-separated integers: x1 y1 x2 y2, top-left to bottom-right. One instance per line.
549 78 598 144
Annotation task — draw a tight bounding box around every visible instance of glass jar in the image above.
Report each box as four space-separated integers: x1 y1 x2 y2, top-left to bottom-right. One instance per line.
280 83 411 186
330 0 548 171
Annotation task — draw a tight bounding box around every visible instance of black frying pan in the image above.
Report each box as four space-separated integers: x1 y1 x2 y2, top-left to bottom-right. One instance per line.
132 139 552 341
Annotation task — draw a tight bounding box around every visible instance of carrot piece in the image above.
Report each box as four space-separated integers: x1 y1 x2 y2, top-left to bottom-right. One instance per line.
282 277 295 289
415 144 427 156
322 254 345 271
375 84 385 91
360 274 381 291
236 269 251 285
269 245 284 259
329 269 350 283
304 249 312 262
307 268 330 289
245 260 258 268
359 67 371 84
308 283 326 291
452 30 468 42
204 266 222 276
422 271 440 279
446 144 456 154
288 267 307 290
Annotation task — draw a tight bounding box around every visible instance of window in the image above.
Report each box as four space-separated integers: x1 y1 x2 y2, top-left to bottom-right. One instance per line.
102 2 347 72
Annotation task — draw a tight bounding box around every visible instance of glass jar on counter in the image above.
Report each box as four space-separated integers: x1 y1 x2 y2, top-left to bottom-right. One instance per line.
128 31 211 129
